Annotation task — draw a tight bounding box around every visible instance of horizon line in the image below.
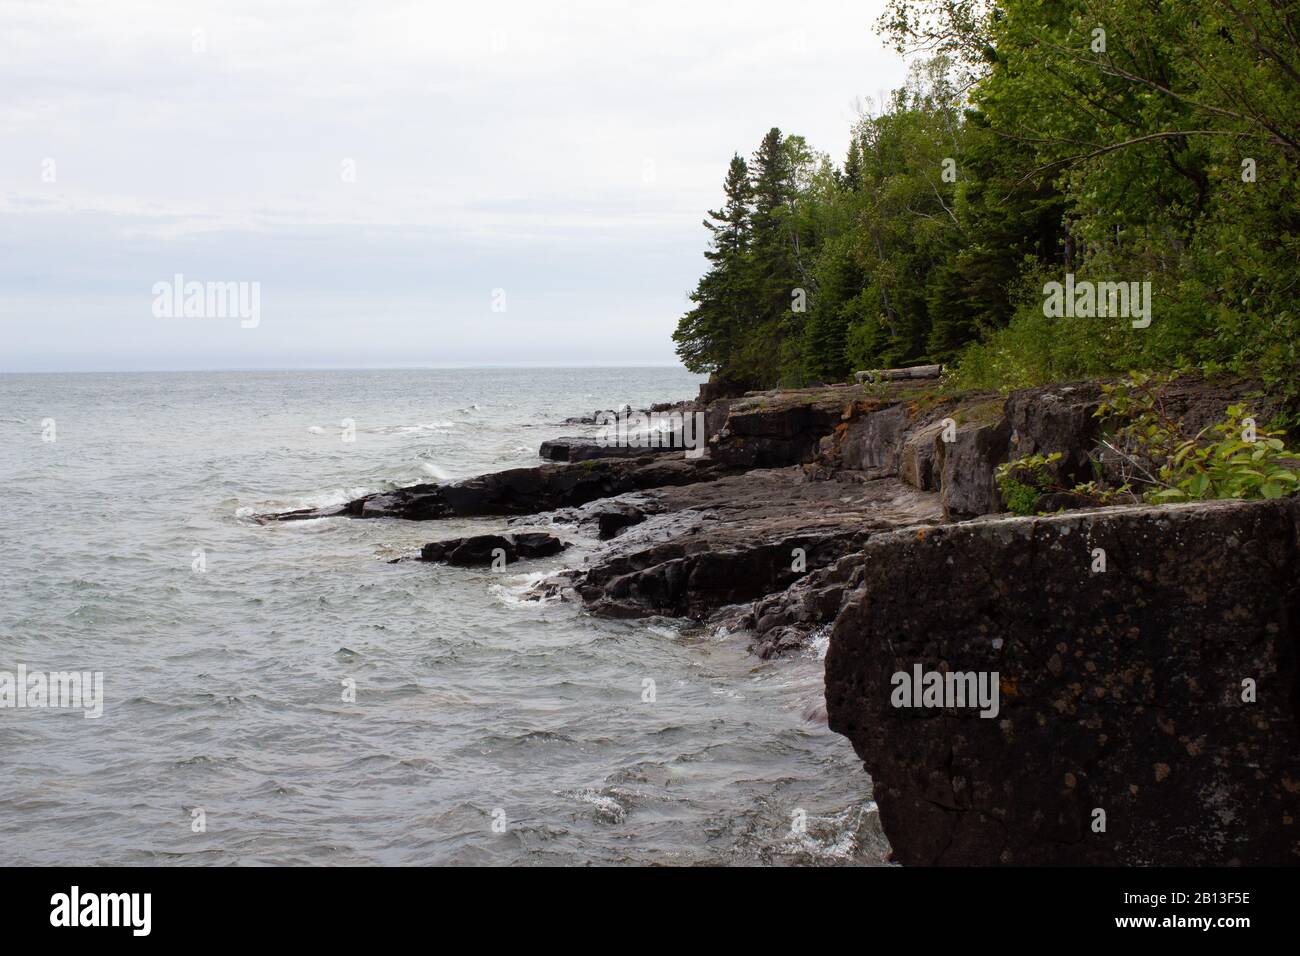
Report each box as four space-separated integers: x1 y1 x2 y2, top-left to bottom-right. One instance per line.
0 362 694 375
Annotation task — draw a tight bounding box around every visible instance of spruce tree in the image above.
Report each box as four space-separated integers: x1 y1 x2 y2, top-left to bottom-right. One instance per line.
745 127 799 383
673 154 754 376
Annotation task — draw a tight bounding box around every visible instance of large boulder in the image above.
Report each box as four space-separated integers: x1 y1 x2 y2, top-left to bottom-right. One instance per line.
594 502 647 540
1003 376 1289 490
825 497 1300 866
712 551 870 659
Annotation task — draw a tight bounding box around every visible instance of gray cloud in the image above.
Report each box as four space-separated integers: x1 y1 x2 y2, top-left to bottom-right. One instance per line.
0 0 906 371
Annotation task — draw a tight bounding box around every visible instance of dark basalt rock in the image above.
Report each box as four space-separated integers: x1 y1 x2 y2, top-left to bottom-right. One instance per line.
1003 382 1106 487
935 417 1011 520
1002 376 1287 493
898 420 947 491
512 531 568 558
1032 490 1099 512
713 551 869 659
709 398 844 469
824 498 1300 866
697 375 759 404
539 436 683 463
420 531 568 565
259 455 730 522
558 407 629 425
837 402 910 476
594 502 646 540
571 471 943 620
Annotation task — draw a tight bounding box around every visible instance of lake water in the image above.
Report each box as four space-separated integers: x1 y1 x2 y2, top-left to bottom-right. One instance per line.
0 367 884 865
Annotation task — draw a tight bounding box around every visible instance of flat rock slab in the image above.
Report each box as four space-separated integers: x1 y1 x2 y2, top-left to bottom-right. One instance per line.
538 437 684 462
569 469 944 619
258 455 732 522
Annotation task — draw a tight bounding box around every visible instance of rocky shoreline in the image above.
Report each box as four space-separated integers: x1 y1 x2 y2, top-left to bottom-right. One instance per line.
260 375 1299 865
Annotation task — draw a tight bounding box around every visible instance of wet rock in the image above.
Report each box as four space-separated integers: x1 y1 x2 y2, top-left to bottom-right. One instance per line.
420 534 514 565
594 502 646 540
420 531 568 565
713 551 869 658
825 497 1300 865
259 455 731 522
512 532 568 558
572 472 943 620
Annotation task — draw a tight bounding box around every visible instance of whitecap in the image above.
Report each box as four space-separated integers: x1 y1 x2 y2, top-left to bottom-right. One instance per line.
287 486 374 510
559 788 629 824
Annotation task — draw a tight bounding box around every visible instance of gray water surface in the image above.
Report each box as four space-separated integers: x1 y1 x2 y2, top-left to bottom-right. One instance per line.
0 367 883 865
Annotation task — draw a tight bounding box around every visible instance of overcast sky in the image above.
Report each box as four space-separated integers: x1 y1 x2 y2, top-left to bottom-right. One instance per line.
0 0 907 372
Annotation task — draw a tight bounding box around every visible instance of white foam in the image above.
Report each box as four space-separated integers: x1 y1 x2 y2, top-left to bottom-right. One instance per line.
287 486 374 510
806 625 832 661
560 788 628 823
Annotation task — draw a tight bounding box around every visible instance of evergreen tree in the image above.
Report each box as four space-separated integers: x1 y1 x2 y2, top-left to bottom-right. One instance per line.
843 138 863 191
744 128 800 383
675 0 1300 400
673 154 754 376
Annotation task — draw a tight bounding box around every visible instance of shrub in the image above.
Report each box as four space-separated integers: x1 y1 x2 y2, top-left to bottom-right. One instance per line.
995 452 1063 516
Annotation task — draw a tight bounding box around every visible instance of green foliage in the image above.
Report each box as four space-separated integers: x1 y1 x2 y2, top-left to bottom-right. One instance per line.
995 452 1063 515
1095 375 1300 502
1152 406 1300 502
676 1 1299 407
995 374 1300 512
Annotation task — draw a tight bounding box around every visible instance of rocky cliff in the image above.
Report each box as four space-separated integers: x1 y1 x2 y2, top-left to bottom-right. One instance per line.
825 499 1300 865
258 373 1297 864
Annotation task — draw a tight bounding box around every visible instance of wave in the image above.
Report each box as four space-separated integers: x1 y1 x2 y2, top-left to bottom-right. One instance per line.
381 422 455 434
307 422 454 436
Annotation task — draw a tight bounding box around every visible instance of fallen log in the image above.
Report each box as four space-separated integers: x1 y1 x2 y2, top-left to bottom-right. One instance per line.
854 364 942 384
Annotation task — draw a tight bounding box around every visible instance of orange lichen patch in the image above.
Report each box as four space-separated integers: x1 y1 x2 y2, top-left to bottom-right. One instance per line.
1000 676 1018 696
